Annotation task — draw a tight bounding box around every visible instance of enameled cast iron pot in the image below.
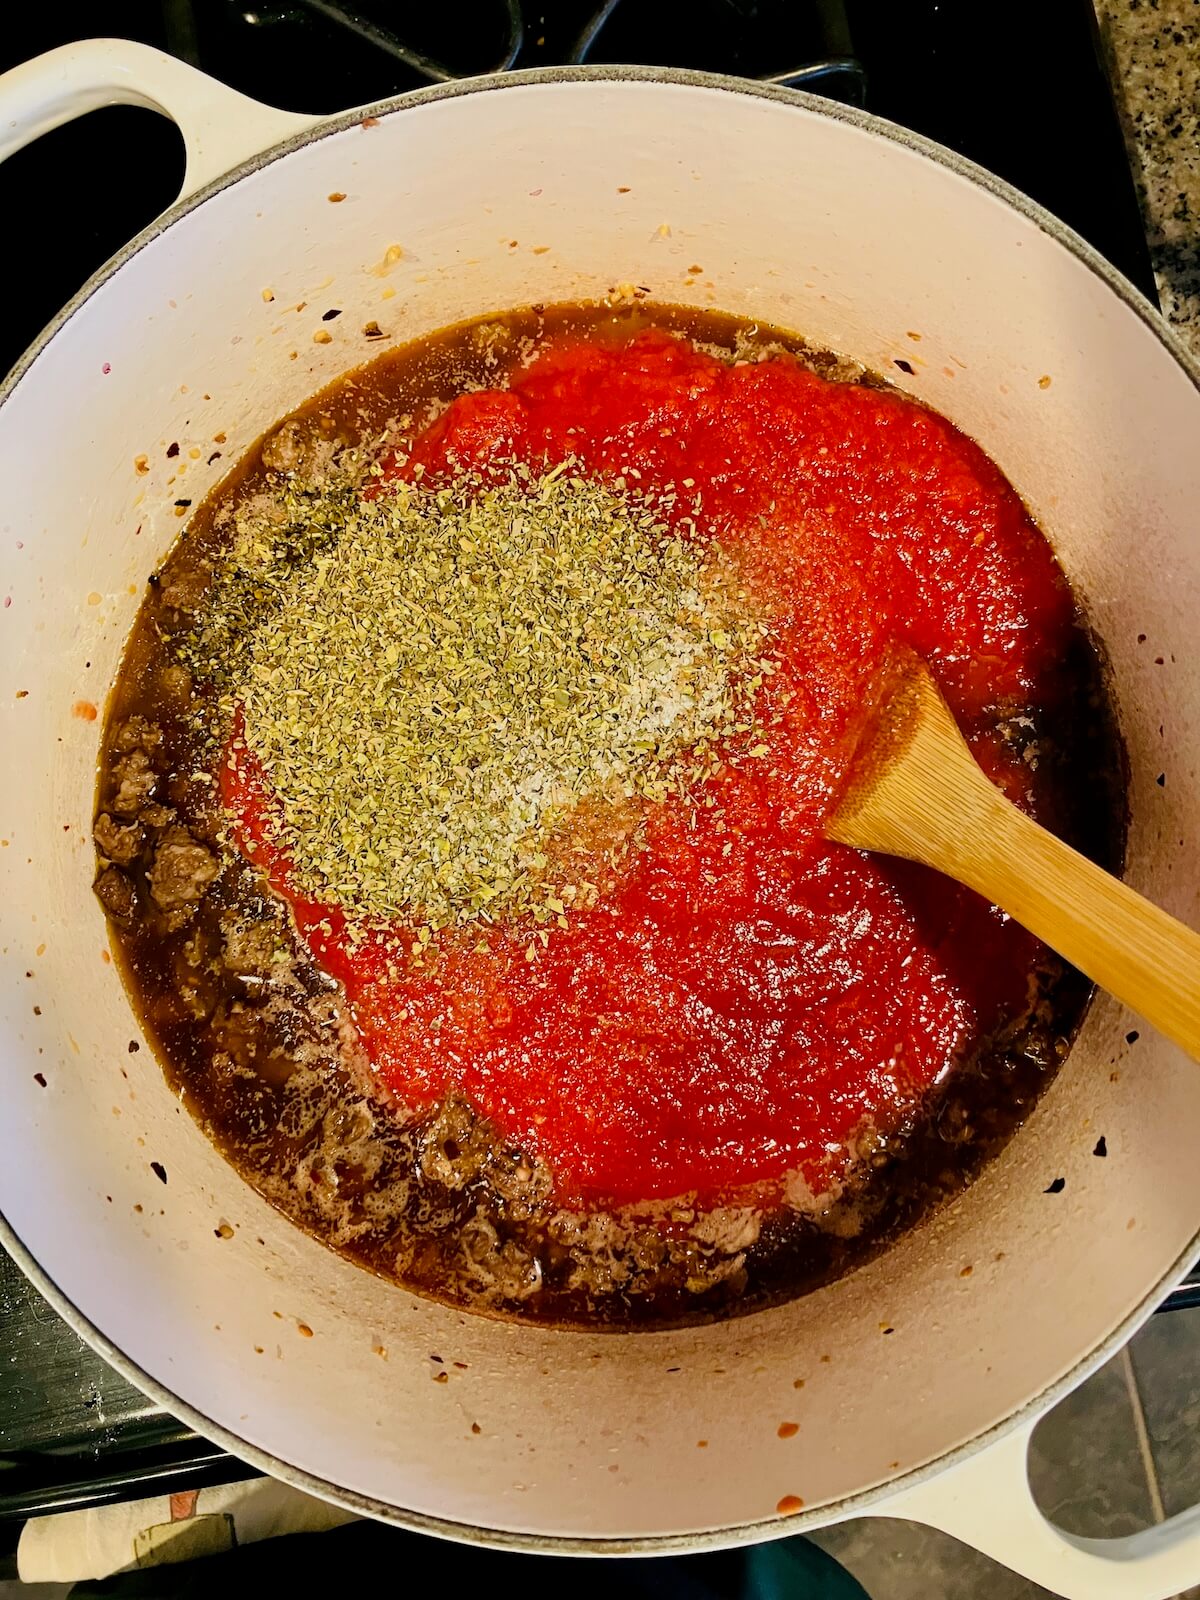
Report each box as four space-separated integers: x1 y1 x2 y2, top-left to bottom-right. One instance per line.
2 40 1200 1599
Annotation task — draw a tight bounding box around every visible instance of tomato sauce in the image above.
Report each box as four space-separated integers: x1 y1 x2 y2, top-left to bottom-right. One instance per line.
222 326 1075 1210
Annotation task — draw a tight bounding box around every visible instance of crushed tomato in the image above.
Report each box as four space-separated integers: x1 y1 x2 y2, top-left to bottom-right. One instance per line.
222 329 1075 1208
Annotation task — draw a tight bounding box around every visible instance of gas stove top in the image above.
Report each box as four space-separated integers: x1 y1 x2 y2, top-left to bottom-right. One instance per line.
0 0 1179 1529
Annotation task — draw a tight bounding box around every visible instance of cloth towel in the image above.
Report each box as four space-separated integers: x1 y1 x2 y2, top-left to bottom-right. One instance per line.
18 1475 356 1583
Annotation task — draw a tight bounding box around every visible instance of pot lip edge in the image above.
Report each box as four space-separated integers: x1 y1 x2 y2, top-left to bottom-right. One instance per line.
1 1200 1195 1551
2 62 1199 405
3 59 1199 1549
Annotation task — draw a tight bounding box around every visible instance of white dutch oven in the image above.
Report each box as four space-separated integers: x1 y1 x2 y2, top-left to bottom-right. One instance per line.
2 39 1200 1599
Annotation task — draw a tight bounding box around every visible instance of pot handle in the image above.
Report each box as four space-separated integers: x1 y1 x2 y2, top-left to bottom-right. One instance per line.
879 1416 1200 1600
0 38 321 200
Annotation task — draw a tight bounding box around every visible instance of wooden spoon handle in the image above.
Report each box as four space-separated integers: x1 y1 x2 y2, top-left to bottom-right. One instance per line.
956 794 1200 1060
827 650 1200 1058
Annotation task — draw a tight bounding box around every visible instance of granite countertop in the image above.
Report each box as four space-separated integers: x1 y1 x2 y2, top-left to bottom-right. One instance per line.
1094 0 1200 357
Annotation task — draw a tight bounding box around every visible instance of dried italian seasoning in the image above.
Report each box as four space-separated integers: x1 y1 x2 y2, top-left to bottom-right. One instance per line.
184 459 770 927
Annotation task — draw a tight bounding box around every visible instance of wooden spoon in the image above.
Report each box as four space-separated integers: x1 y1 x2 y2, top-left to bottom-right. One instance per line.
825 646 1200 1060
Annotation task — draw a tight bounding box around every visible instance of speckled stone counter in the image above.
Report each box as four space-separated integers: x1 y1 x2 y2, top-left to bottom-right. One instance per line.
1093 0 1200 358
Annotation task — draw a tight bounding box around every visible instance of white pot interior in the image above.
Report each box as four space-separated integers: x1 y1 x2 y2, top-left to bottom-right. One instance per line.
2 74 1199 1544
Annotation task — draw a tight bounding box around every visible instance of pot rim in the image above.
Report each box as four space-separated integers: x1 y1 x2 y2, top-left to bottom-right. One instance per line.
3 61 1198 1555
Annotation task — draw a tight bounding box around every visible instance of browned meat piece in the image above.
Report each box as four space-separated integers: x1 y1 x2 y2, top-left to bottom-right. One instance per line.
487 1144 553 1216
157 557 212 615
220 913 283 979
260 419 307 475
93 812 145 866
147 826 219 913
94 866 136 921
455 1210 543 1304
112 716 162 756
418 1096 493 1189
259 415 347 481
109 750 158 818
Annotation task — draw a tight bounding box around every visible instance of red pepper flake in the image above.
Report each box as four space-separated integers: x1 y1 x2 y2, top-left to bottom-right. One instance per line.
128 1040 139 1053
617 186 631 193
1038 374 1052 389
360 116 379 129
15 690 28 699
433 1370 449 1384
328 192 347 203
73 701 98 721
470 1421 481 1434
777 1422 799 1439
166 441 179 458
297 1321 314 1338
696 1439 708 1448
894 359 915 375
102 362 111 375
776 1495 805 1515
